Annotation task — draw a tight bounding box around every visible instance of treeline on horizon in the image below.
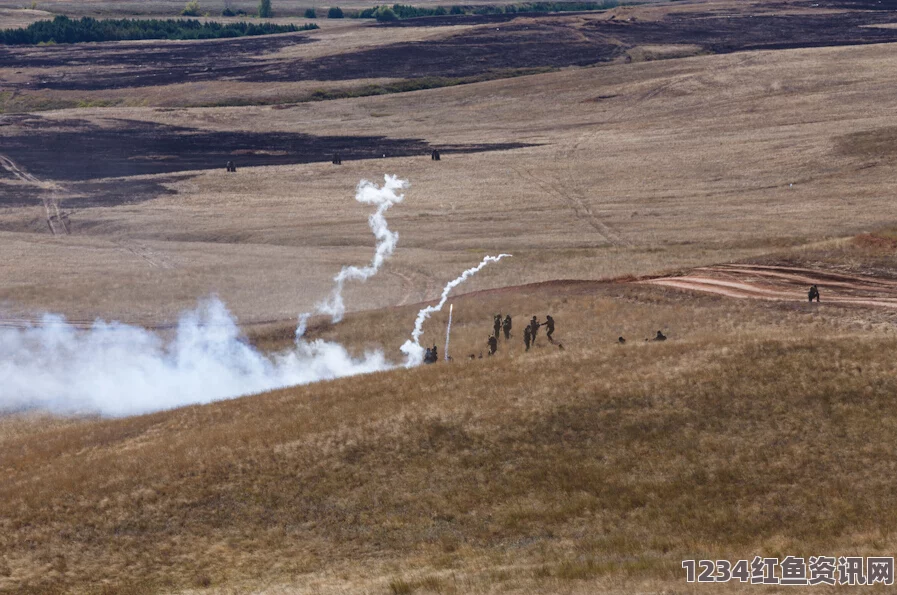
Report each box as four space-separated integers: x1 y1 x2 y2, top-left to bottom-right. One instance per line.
0 16 315 45
354 0 620 20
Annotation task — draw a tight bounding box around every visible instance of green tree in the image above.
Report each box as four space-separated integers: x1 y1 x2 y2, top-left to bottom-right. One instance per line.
327 6 343 17
181 0 201 16
304 7 317 17
258 0 273 17
375 6 397 21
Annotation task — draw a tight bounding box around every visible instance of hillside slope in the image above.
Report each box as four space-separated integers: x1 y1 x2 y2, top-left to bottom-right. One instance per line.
3 275 897 594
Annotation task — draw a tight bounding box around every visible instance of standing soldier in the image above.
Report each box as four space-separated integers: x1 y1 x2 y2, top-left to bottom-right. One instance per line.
523 326 532 351
808 285 820 303
502 314 512 341
544 315 555 343
493 314 502 340
529 316 541 346
487 334 498 356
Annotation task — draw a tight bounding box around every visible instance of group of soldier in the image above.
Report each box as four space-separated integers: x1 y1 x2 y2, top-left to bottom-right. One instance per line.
423 345 439 364
486 313 556 355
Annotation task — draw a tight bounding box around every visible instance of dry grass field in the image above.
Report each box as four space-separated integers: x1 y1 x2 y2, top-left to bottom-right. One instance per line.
4 0 897 592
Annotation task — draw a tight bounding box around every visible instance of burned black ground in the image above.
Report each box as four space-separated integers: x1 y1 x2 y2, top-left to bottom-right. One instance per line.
0 116 532 206
4 8 897 93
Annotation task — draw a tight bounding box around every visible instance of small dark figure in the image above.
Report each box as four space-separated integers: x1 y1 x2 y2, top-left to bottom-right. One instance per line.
502 314 512 341
493 314 502 339
524 326 532 351
226 160 236 172
468 353 476 360
544 315 555 343
653 330 667 341
529 316 541 346
808 284 820 303
558 343 564 351
487 335 498 356
618 336 626 344
332 154 342 165
431 149 441 161
423 345 438 364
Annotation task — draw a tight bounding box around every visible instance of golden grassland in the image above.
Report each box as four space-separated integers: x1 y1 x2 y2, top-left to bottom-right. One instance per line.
6 39 897 321
6 270 897 594
4 1 897 592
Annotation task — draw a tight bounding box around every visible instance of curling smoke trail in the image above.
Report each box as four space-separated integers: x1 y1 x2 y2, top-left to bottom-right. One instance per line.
313 175 407 325
401 254 511 366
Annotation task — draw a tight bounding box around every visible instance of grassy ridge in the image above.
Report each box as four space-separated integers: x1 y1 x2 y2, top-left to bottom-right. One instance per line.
0 16 314 45
2 281 896 593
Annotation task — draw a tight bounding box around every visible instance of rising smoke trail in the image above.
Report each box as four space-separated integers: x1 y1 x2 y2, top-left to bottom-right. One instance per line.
444 303 453 362
312 174 407 325
401 254 511 366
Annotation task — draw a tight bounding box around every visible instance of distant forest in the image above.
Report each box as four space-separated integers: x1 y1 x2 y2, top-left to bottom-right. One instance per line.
0 16 315 45
356 1 621 19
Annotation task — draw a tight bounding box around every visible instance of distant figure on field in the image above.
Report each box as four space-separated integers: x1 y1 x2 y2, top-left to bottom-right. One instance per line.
332 154 342 165
544 315 555 343
502 314 512 341
431 345 438 362
487 334 498 356
618 336 626 344
808 284 820 303
424 347 433 363
524 326 532 351
431 149 440 161
226 160 236 172
493 314 502 339
653 330 667 341
529 316 541 346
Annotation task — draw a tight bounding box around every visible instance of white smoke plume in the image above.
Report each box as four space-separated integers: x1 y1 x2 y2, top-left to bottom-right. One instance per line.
444 303 453 362
401 254 511 366
0 299 392 417
0 175 410 417
0 177 513 418
313 174 407 324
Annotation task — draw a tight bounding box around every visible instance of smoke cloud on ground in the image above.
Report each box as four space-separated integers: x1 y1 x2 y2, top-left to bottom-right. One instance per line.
0 299 390 417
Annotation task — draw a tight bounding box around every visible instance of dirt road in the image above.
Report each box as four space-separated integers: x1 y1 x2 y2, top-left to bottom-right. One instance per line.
641 264 897 309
